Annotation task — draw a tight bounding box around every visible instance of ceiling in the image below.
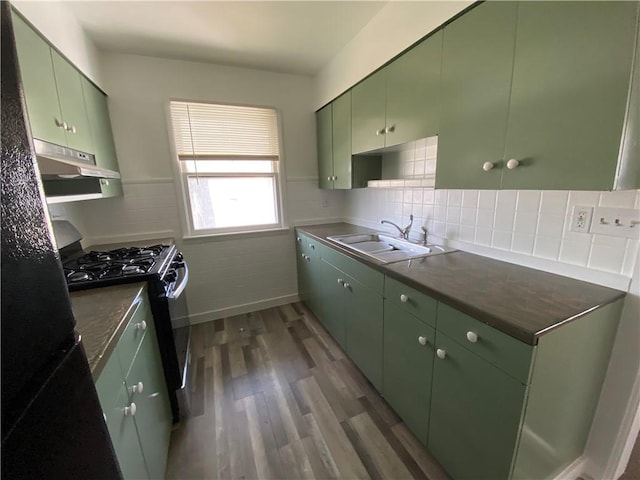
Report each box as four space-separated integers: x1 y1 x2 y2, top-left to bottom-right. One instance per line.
65 1 389 76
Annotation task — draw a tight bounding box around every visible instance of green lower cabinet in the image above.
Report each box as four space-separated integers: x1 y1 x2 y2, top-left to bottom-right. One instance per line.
383 301 435 445
320 260 347 349
428 331 528 480
126 327 172 480
96 356 149 480
296 233 324 321
344 276 383 391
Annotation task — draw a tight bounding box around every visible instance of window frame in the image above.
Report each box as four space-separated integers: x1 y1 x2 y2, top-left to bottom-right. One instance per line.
167 99 288 239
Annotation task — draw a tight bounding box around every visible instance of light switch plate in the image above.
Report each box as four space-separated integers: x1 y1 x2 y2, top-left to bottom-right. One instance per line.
589 207 640 239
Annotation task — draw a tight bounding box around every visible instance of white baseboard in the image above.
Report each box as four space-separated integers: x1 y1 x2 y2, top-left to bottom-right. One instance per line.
187 294 300 325
552 455 588 480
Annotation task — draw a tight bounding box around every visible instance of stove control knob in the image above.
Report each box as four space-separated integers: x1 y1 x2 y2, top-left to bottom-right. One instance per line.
164 269 178 282
175 252 184 262
171 260 185 269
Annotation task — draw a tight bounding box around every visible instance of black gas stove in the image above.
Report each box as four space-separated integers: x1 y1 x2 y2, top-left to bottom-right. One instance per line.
61 242 184 294
55 223 190 422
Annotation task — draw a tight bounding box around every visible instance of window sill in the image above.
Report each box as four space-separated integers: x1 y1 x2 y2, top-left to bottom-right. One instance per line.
182 226 291 243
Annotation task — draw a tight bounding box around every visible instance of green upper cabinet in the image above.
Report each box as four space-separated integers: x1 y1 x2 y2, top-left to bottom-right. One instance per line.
501 1 637 190
316 91 381 189
82 78 124 198
352 69 387 154
331 92 353 189
316 104 334 189
51 51 93 153
436 2 517 190
12 12 67 146
352 32 443 154
437 1 637 191
385 31 442 148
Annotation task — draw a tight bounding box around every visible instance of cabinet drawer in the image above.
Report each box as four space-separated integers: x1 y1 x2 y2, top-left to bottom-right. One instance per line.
384 276 437 328
437 303 534 384
322 246 384 294
116 296 151 378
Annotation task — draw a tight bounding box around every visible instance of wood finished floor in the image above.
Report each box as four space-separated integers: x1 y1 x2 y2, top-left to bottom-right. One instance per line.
165 302 451 480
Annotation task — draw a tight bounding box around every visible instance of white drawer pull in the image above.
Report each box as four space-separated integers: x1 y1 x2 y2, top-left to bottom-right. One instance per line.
124 403 137 416
400 294 409 303
418 336 427 346
135 320 147 331
436 349 446 360
132 382 144 394
466 331 478 343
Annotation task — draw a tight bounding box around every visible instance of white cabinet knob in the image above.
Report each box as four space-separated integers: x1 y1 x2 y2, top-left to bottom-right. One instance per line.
296 237 301 243
327 176 332 181
305 255 311 262
124 403 137 416
135 320 147 331
332 176 338 181
482 161 495 171
418 336 427 346
375 129 383 136
55 118 64 128
62 121 69 131
466 331 478 343
337 278 344 285
66 124 77 134
436 349 446 360
309 244 315 250
132 382 144 394
400 294 409 303
385 125 395 134
506 158 520 169
343 282 350 290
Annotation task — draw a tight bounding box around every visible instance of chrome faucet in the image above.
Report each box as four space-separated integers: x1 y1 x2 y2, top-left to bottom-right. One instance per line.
381 214 413 240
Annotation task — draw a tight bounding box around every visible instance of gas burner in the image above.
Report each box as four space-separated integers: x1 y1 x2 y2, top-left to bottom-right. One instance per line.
123 265 147 275
66 270 96 283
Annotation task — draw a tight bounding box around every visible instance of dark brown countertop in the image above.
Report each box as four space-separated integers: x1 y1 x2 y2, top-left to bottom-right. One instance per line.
70 283 146 379
297 223 626 345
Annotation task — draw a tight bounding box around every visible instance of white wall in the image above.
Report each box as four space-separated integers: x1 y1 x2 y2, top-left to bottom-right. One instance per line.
314 0 472 108
11 0 103 87
70 52 344 322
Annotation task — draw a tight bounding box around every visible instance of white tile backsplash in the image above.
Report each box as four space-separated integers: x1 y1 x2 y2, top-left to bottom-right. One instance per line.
344 137 640 282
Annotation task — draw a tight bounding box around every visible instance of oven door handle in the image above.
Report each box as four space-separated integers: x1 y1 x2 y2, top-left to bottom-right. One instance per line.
168 262 189 300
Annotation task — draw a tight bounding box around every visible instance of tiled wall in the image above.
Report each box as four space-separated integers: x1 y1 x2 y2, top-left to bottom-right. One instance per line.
346 138 640 284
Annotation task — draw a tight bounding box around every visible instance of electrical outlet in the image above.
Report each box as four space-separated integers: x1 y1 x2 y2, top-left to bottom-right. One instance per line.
569 205 593 233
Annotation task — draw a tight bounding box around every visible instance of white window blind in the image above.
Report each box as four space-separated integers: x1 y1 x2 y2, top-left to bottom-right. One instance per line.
169 101 280 160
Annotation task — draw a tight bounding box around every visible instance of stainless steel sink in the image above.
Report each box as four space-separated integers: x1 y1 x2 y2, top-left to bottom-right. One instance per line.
327 233 456 264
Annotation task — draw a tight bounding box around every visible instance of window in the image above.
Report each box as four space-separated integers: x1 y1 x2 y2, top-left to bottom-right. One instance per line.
169 101 284 235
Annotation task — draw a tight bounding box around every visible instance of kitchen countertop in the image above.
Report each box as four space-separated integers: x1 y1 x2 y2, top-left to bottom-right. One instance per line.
70 283 146 379
297 223 626 345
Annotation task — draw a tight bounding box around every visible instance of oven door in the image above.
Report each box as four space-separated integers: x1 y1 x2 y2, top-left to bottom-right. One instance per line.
165 258 191 418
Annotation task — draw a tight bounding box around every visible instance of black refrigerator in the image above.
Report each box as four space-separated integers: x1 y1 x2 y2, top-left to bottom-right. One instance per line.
1 4 121 478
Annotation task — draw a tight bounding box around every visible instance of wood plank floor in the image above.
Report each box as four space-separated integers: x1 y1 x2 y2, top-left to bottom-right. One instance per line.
165 302 451 480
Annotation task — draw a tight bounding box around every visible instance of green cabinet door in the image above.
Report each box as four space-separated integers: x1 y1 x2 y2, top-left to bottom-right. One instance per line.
127 326 172 480
332 92 352 189
436 1 517 190
11 12 67 146
320 260 346 349
383 301 435 445
50 51 93 153
428 332 527 480
102 380 150 480
316 104 334 189
502 1 637 190
296 234 324 321
352 69 386 154
385 31 442 148
82 78 123 198
344 275 383 391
